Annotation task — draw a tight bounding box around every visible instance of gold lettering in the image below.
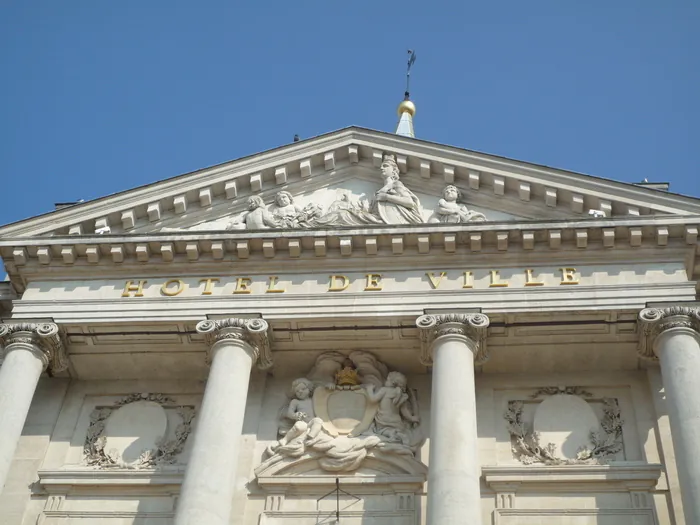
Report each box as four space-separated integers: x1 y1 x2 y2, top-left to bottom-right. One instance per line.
122 280 147 297
426 271 447 289
266 276 285 293
489 270 509 288
328 275 350 292
462 271 474 289
198 277 220 295
161 279 185 296
364 273 383 291
524 268 544 287
559 267 579 285
233 277 253 294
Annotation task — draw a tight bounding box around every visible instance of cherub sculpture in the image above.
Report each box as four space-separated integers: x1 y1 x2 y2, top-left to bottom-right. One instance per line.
365 371 420 446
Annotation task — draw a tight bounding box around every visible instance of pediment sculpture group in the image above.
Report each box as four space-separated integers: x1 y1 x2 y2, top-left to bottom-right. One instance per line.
257 351 425 473
227 154 486 230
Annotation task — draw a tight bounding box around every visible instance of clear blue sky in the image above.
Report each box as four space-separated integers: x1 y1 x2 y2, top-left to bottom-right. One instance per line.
1 1 698 227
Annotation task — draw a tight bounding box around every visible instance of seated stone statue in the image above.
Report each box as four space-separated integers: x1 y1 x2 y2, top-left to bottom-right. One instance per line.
428 185 486 223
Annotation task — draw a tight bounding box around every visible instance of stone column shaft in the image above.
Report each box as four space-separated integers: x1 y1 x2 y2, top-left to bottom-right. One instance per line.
639 306 700 524
417 313 490 525
0 323 65 491
175 318 271 525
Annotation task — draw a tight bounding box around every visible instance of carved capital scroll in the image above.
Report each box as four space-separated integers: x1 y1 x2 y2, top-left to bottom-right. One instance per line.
196 317 272 369
0 322 68 373
416 313 490 365
638 306 700 359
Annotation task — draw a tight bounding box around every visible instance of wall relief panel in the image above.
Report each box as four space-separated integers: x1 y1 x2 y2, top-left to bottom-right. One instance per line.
83 393 194 469
504 387 624 465
256 350 426 478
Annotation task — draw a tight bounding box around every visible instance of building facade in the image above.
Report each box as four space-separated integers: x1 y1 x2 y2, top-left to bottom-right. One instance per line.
0 113 699 525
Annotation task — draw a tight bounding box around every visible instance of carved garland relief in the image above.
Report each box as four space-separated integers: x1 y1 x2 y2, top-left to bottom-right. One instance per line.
504 387 624 465
166 154 486 232
83 393 194 469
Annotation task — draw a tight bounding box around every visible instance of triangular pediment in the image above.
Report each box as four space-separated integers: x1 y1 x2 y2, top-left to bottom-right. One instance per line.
2 127 700 238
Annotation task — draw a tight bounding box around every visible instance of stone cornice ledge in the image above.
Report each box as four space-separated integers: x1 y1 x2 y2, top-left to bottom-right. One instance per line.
2 216 698 270
257 474 425 492
482 463 662 492
37 467 185 488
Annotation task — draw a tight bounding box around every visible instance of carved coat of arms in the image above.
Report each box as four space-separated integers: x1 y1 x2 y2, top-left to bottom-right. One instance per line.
257 351 424 474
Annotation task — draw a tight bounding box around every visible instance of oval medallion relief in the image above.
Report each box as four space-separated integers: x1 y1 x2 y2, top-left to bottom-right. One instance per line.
103 400 168 466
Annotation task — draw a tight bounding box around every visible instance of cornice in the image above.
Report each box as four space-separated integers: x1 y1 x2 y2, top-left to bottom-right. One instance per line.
2 217 697 273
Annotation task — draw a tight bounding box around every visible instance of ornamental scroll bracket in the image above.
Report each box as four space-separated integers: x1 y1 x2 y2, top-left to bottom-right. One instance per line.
637 306 700 360
196 317 273 370
0 322 68 373
416 313 490 366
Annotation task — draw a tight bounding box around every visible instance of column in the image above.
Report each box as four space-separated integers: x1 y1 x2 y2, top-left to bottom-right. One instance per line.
0 322 67 491
175 318 272 525
417 312 490 525
639 306 700 524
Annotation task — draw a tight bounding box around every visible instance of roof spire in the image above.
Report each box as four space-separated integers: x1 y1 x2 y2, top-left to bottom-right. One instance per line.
396 50 416 138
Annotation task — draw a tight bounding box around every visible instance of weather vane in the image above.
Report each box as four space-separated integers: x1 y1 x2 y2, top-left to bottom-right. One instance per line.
405 49 417 98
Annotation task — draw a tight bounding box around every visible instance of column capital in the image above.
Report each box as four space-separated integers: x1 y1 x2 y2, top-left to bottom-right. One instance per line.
0 322 67 373
196 318 272 370
416 313 490 366
638 306 700 359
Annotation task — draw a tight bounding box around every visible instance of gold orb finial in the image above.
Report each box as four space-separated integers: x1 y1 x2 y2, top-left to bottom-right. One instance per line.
397 98 416 117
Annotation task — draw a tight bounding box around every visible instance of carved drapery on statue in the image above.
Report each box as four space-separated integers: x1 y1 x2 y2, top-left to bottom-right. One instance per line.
255 351 425 476
164 153 487 232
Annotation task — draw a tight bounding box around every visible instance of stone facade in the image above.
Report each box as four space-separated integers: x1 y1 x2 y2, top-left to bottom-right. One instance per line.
1 127 699 524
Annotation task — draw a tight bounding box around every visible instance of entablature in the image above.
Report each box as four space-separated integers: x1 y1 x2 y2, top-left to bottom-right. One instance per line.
2 216 698 290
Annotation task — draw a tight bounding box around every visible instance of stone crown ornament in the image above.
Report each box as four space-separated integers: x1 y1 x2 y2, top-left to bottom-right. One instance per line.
0 322 68 373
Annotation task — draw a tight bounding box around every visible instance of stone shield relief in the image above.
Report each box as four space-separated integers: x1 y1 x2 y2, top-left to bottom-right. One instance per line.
256 350 426 476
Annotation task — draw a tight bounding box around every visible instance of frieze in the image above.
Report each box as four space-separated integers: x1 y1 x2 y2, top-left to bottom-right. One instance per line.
116 268 582 300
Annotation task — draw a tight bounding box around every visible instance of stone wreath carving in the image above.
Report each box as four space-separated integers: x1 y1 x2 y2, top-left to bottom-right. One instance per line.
83 393 195 469
504 394 623 465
